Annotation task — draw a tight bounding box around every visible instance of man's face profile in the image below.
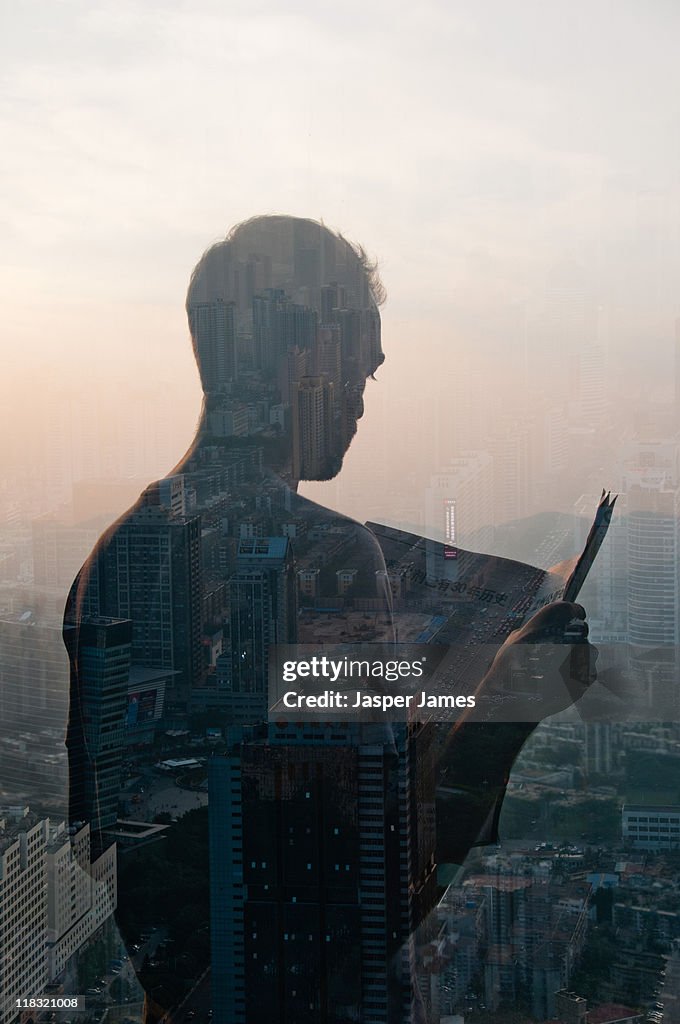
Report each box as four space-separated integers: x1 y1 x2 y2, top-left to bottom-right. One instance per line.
185 214 384 483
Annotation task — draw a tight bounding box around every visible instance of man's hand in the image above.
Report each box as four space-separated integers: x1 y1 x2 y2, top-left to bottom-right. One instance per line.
477 601 597 722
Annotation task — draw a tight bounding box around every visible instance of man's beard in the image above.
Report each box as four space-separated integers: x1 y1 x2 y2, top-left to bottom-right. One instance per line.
299 413 361 482
318 415 361 480
314 449 345 482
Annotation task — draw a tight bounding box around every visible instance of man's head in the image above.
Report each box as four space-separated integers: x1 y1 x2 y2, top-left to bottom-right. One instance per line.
186 215 385 480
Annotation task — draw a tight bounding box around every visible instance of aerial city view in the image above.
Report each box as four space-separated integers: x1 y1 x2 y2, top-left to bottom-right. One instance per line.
3 4 680 1024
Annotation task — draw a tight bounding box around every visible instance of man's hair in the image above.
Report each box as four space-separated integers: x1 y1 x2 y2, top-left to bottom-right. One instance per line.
186 214 386 315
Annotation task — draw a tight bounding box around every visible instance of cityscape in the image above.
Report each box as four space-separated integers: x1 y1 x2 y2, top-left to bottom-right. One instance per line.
2 210 680 1024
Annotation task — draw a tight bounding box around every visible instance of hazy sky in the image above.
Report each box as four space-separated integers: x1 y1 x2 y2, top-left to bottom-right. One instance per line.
2 0 680 506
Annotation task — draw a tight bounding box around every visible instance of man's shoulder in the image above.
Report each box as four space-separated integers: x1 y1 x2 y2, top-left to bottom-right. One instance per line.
292 494 386 552
63 484 161 629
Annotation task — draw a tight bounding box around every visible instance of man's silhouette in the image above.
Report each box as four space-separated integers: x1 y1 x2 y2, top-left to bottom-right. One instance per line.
64 215 593 1023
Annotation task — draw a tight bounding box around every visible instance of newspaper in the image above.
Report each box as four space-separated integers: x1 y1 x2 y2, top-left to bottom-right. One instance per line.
368 490 616 637
268 494 616 723
360 491 617 718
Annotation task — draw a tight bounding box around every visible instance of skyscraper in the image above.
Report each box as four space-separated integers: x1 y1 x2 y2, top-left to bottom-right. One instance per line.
623 443 680 649
279 345 308 405
291 376 335 480
313 325 342 393
188 299 237 389
64 616 132 839
209 720 438 1024
425 454 494 575
93 505 203 705
228 537 296 722
620 440 680 713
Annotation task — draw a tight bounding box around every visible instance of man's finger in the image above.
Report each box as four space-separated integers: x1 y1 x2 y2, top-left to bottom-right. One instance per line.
564 617 589 641
518 601 587 639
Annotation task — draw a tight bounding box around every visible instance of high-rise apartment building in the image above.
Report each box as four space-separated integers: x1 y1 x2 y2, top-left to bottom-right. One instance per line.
0 809 49 1024
291 376 335 480
45 820 117 980
188 299 237 389
209 721 438 1024
279 346 308 405
313 325 342 392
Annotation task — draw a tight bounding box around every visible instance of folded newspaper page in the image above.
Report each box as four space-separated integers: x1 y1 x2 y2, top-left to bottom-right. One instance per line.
269 493 616 724
562 490 617 602
370 489 617 629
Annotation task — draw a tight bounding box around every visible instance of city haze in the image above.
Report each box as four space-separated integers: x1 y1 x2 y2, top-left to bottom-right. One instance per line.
2 0 680 541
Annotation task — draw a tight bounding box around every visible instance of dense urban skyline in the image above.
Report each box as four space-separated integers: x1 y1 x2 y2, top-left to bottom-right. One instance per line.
4 3 680 1023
